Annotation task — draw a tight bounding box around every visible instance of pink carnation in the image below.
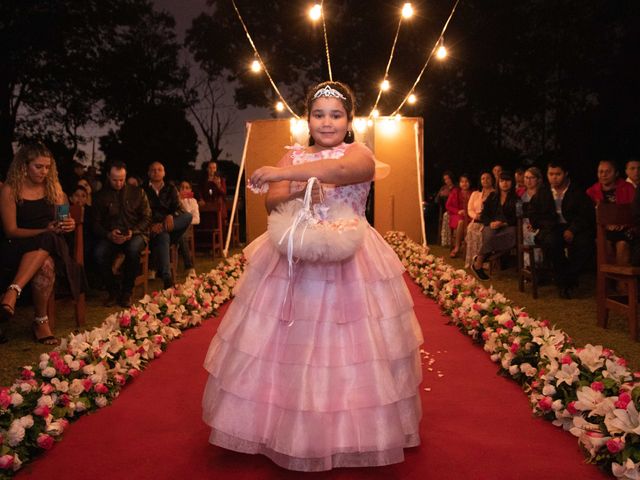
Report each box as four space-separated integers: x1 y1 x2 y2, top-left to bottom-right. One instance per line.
561 355 573 365
615 392 631 410
119 315 131 327
492 308 501 315
540 319 550 327
567 401 580 415
538 396 553 411
59 394 70 407
114 374 126 386
128 368 140 378
41 383 55 395
591 381 604 392
162 316 171 325
0 455 14 470
616 357 627 367
82 378 93 392
94 383 109 394
0 389 11 409
606 438 625 454
510 343 520 354
21 369 35 379
34 405 51 417
37 433 55 450
504 320 515 329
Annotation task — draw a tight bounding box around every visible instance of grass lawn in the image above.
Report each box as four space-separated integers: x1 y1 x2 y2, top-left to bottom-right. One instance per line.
0 252 227 387
428 244 640 372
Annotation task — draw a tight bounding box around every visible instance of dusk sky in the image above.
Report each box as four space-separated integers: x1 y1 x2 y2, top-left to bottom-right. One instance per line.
152 0 271 166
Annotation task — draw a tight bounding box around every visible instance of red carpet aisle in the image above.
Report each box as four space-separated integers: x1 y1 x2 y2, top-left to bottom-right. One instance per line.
18 278 607 480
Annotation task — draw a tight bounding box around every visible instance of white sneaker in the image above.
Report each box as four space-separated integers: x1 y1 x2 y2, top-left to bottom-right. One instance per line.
148 270 156 280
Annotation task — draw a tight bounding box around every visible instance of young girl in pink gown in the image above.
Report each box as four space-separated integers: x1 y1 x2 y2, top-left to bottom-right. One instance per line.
202 81 423 471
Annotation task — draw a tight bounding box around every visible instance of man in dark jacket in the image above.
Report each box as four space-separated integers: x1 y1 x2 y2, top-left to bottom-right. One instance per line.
143 162 192 289
528 161 595 298
93 160 152 307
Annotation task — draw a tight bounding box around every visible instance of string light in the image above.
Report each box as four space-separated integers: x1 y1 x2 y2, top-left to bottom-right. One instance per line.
250 59 261 73
391 0 461 116
368 2 414 118
276 101 284 112
407 93 417 104
231 0 300 118
436 38 448 59
309 4 322 21
402 3 414 19
372 109 380 118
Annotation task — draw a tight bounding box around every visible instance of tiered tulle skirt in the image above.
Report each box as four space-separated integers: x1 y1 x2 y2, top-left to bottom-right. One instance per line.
202 227 423 471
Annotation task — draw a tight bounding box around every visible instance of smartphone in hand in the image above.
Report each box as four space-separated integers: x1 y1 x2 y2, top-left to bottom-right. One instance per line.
56 204 70 222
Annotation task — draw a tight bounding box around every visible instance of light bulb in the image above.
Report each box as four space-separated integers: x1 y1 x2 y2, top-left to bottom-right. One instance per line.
381 80 390 91
309 4 322 21
436 39 447 59
408 94 417 104
276 101 284 112
250 59 261 72
372 109 380 118
402 3 414 19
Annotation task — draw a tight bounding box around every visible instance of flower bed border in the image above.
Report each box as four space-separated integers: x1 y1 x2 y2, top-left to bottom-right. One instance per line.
384 232 640 479
0 255 246 478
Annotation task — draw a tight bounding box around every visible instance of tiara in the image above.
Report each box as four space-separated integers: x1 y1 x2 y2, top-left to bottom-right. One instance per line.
312 85 346 100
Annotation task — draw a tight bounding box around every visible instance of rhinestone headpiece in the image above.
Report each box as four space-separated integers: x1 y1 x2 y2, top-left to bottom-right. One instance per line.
312 85 347 101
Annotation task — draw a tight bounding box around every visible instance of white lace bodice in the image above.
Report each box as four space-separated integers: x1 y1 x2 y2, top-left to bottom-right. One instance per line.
288 143 371 216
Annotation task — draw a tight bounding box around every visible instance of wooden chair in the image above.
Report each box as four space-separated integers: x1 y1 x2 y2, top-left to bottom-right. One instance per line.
47 204 86 329
195 203 224 258
517 216 546 298
169 244 178 281
134 247 150 296
596 203 640 340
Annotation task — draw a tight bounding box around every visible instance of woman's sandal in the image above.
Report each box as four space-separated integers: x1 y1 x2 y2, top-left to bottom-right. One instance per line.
32 315 59 346
0 284 21 322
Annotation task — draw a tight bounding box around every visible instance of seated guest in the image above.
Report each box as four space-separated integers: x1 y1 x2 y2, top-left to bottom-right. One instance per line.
632 187 640 266
464 171 494 268
436 171 455 247
492 164 503 186
178 180 200 276
624 157 639 189
93 160 151 308
143 162 192 289
586 159 635 265
528 161 594 298
520 167 545 264
77 178 93 206
515 168 526 197
127 175 143 188
446 173 472 258
471 171 518 280
0 143 81 344
69 184 95 267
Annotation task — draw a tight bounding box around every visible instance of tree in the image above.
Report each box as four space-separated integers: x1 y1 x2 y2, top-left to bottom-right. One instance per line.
0 0 188 175
184 74 236 162
100 104 198 181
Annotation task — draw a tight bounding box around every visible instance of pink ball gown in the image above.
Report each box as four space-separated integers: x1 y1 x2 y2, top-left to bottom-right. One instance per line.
202 142 423 471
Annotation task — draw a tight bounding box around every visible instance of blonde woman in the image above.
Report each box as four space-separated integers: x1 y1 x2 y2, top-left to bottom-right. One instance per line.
0 143 81 344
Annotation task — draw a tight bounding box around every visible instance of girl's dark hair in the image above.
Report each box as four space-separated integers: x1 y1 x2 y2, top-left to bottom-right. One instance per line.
442 170 454 182
305 81 356 146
